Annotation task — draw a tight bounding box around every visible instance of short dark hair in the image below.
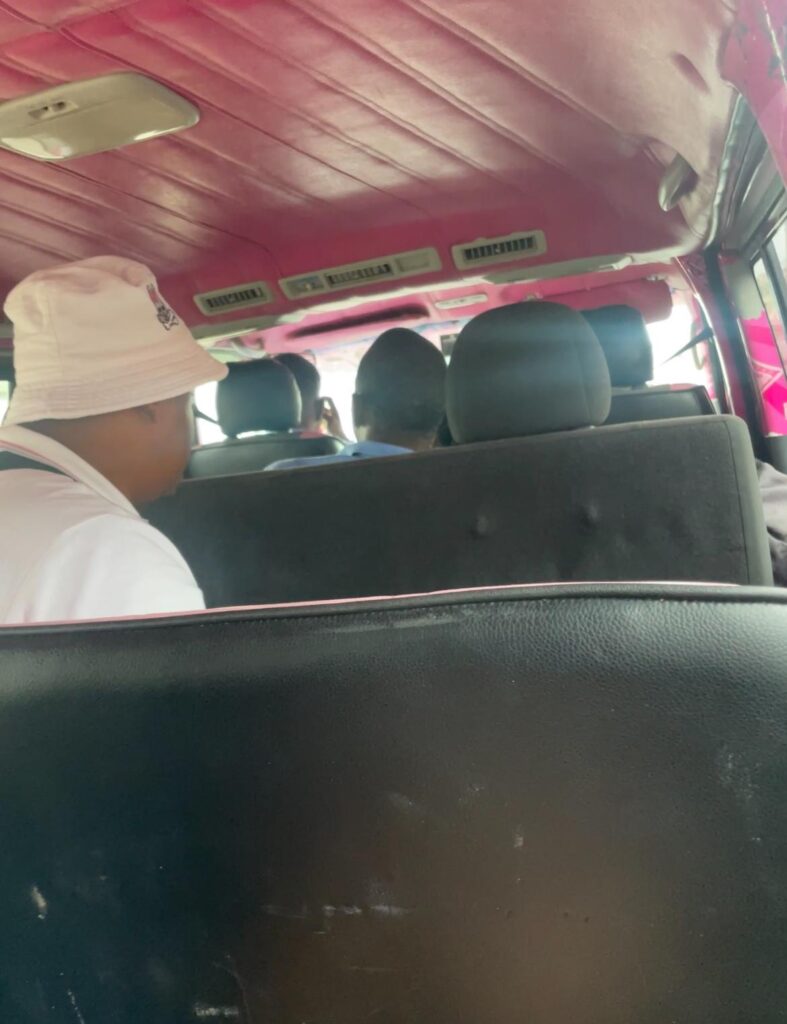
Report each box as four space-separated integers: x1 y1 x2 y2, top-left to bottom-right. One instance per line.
356 328 446 435
275 353 321 411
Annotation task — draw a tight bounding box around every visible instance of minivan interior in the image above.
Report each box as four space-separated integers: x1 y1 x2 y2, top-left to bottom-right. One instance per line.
0 1 786 1020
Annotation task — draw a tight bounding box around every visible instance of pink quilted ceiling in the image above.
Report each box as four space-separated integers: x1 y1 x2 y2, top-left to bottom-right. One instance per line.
0 0 739 325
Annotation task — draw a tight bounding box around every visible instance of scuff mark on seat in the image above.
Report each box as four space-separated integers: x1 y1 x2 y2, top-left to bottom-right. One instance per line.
67 989 86 1024
193 1004 241 1020
30 884 48 920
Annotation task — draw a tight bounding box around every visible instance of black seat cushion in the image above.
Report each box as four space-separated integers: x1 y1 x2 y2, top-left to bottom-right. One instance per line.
1 584 786 1021
149 414 772 607
606 384 716 425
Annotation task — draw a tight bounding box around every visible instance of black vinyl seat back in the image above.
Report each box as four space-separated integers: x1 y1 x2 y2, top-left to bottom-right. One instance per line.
190 358 343 478
149 413 772 608
582 304 715 426
604 383 716 425
188 432 343 478
1 585 787 1022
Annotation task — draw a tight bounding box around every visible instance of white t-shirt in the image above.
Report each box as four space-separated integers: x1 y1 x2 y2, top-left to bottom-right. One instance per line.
0 425 205 625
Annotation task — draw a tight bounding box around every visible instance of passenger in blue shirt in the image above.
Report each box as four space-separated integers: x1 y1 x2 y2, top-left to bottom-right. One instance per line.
268 328 446 471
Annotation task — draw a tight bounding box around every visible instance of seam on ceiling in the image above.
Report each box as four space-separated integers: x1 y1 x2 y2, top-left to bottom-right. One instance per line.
402 0 635 144
283 0 573 179
0 42 338 216
194 0 494 193
0 226 77 263
0 192 155 263
0 154 283 257
0 1 39 32
67 162 282 267
0 163 243 253
124 6 442 205
0 1 137 31
281 0 671 226
195 0 534 198
0 179 213 257
90 146 289 261
0 50 323 260
159 134 334 214
79 1 140 18
67 9 434 218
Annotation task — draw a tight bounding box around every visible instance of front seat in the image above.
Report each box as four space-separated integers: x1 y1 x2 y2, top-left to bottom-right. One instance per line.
582 304 715 425
188 358 342 478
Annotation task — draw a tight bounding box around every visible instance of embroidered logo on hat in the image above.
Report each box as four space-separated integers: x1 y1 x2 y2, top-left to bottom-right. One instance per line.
146 283 180 332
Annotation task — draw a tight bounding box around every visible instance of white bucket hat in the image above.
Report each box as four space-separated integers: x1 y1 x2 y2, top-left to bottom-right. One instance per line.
3 255 227 425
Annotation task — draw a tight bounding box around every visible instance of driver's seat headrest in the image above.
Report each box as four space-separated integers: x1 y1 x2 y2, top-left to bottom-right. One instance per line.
217 359 302 438
446 301 612 444
581 305 654 388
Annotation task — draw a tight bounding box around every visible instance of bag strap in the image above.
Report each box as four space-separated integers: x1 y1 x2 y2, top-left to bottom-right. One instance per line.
0 451 67 475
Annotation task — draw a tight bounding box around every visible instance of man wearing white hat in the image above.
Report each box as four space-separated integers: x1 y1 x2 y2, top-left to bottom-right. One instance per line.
0 256 227 625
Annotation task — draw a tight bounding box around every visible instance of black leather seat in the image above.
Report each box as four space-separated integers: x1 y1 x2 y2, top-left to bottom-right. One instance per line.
148 301 771 606
188 358 342 478
582 305 715 425
446 300 613 442
1 583 787 1022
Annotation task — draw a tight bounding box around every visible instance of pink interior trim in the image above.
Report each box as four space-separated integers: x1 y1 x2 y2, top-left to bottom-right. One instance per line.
723 0 787 186
0 0 738 325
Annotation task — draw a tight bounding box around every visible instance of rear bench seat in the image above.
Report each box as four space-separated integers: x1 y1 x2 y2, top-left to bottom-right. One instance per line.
148 302 771 607
1 584 786 1019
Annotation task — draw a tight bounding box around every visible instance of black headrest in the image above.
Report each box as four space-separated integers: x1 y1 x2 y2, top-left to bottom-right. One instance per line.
216 359 301 438
582 305 654 387
446 301 611 444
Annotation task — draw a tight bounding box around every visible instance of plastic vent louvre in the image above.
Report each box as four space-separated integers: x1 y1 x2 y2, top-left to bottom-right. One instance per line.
325 263 392 287
280 248 441 300
194 282 273 316
452 231 547 270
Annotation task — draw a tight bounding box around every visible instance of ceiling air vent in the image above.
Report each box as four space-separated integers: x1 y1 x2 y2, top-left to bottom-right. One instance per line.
194 282 273 316
452 231 547 270
280 247 441 300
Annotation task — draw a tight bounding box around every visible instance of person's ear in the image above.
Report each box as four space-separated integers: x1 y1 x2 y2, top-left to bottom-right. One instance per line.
136 395 190 425
134 403 158 424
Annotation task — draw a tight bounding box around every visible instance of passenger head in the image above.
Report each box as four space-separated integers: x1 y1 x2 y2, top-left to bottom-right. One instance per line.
275 353 322 431
3 256 226 506
353 328 446 451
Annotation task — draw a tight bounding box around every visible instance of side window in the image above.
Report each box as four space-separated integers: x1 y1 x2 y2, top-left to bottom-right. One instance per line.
0 381 10 424
316 339 373 440
752 222 787 372
770 221 787 280
194 380 226 445
647 297 716 395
